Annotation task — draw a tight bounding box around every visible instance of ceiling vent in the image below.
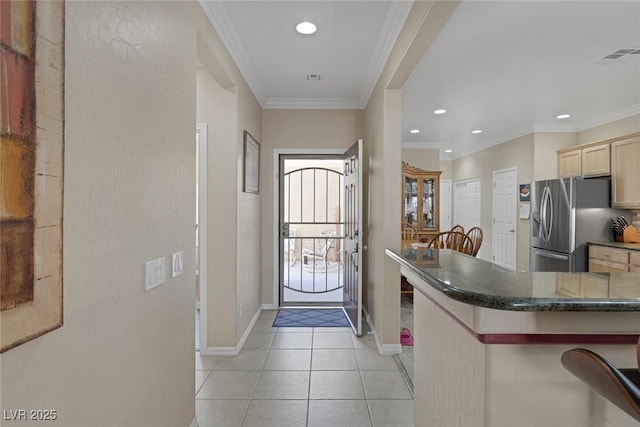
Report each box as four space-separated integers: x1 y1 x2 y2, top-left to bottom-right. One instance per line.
599 47 640 62
306 74 322 81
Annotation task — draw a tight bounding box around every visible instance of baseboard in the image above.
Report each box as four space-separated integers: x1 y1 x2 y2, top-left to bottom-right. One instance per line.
200 306 262 356
262 303 278 310
363 306 402 356
189 416 198 427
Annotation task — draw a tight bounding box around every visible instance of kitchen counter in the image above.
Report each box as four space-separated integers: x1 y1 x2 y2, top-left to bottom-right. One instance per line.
386 247 640 312
386 247 640 427
588 241 640 251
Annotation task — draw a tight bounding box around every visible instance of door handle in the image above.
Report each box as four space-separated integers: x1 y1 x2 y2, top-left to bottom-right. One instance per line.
510 229 515 233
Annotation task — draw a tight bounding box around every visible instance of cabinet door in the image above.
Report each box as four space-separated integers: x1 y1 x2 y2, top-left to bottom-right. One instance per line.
404 177 418 227
582 143 610 176
611 137 640 208
558 149 582 177
422 177 436 230
631 252 640 272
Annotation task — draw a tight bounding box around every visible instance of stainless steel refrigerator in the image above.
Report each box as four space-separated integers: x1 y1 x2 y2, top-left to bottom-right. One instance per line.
529 177 630 272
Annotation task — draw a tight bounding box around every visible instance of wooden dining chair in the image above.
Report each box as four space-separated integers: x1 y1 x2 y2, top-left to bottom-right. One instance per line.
466 226 483 257
402 223 417 242
561 338 640 423
427 231 474 255
450 224 465 234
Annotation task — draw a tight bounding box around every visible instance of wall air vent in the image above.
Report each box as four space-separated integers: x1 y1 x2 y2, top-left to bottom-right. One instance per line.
598 47 640 63
306 74 322 81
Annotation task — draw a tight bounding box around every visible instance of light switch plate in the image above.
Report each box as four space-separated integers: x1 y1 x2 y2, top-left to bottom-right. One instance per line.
171 251 183 278
145 257 165 291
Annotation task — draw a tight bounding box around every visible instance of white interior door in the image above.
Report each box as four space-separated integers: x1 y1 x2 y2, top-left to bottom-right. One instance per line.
493 167 517 270
342 140 363 336
454 178 481 231
440 179 452 231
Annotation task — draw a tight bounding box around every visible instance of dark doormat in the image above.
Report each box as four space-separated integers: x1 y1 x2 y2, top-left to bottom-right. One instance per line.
272 309 351 328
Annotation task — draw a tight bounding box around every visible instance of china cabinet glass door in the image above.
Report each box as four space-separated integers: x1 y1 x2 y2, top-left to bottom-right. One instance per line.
405 178 418 226
422 178 435 229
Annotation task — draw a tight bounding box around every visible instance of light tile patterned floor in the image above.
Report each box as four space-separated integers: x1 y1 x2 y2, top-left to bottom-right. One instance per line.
196 310 413 427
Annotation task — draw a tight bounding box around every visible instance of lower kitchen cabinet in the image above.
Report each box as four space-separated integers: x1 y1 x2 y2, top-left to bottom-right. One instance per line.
588 244 638 273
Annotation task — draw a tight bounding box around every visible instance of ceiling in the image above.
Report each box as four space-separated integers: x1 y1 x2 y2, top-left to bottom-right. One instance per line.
201 1 640 160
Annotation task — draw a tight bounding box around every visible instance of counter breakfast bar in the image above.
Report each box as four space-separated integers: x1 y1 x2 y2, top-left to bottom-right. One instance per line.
386 247 640 427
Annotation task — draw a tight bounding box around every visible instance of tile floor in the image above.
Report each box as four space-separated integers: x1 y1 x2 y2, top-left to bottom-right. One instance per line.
195 310 414 427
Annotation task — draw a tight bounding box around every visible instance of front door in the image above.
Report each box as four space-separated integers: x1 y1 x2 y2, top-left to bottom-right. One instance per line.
342 140 363 336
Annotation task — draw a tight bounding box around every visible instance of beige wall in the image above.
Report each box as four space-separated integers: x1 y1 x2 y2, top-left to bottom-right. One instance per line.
402 148 441 171
1 2 198 426
260 110 365 305
533 132 576 181
439 159 453 180
453 134 534 270
576 113 640 144
193 4 262 348
196 66 238 347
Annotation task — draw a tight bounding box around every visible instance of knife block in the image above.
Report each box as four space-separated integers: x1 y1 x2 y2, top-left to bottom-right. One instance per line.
616 225 640 243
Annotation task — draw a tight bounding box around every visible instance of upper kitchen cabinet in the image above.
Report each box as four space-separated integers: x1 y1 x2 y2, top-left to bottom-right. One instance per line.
611 135 640 208
402 162 441 239
581 143 610 176
558 141 610 178
558 148 582 177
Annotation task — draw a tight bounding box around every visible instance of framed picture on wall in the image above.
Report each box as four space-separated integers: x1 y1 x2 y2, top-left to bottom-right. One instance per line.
243 131 260 194
1 0 65 353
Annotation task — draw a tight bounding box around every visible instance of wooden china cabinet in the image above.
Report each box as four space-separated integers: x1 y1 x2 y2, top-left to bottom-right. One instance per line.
401 161 442 241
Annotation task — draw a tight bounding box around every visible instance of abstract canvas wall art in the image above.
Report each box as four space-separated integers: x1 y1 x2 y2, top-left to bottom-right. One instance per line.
1 0 64 353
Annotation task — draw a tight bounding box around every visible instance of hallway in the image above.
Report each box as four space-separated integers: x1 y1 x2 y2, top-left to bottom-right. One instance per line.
195 310 413 427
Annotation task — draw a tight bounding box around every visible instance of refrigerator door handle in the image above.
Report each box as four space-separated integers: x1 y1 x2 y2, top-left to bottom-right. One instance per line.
532 250 569 260
547 187 554 241
541 186 551 242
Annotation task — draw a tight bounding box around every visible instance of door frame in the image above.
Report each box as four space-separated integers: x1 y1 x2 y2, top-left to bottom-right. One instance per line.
196 124 208 354
440 179 452 232
492 166 518 271
271 148 345 309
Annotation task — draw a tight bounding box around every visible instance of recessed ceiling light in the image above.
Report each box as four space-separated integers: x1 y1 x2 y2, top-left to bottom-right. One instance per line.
296 21 317 35
556 114 571 119
444 149 453 153
434 109 447 115
471 129 482 134
409 129 420 134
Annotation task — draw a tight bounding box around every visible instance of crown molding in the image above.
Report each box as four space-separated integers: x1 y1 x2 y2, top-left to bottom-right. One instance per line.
358 1 414 107
531 124 577 133
199 0 266 105
576 104 640 131
263 98 363 110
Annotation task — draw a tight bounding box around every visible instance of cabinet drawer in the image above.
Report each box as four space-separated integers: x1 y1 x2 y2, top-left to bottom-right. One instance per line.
589 259 629 273
589 246 630 264
630 251 640 267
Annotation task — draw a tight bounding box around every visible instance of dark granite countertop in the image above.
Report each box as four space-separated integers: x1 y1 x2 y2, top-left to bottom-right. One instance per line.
386 247 640 312
588 241 640 252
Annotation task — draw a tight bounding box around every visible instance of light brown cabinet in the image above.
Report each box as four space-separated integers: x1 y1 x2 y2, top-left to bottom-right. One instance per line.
558 149 582 177
611 136 640 208
588 245 634 273
557 141 611 178
582 143 610 176
402 162 441 240
631 252 640 273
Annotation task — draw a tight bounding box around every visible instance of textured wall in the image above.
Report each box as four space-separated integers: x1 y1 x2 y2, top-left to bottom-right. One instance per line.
1 2 198 426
